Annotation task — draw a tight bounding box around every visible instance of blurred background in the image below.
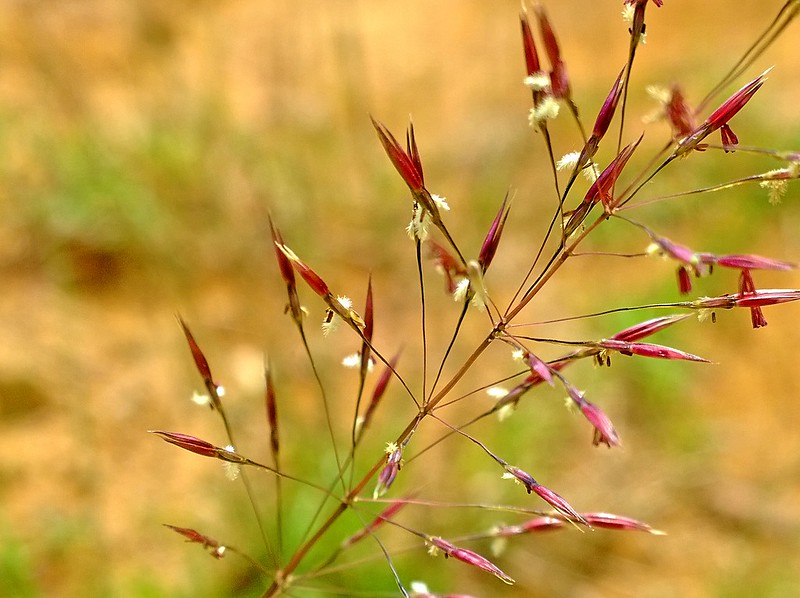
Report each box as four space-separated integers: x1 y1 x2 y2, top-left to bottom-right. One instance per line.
1 0 799 596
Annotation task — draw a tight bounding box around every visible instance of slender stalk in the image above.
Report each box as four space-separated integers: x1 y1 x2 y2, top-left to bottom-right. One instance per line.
416 240 429 405
427 299 470 402
261 413 423 597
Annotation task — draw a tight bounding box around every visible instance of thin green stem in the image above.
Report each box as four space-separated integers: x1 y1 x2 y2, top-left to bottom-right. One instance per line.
427 298 470 403
416 240 428 405
211 389 275 567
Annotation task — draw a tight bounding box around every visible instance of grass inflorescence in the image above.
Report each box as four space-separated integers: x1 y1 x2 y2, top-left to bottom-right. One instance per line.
153 2 800 596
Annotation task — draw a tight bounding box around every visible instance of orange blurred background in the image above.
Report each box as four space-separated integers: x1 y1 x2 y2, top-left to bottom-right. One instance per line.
1 1 799 596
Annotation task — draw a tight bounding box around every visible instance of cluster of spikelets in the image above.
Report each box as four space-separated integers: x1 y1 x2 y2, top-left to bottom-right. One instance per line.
151 1 800 595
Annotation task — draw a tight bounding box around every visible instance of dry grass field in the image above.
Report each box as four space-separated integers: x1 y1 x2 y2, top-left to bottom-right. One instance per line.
1 1 800 596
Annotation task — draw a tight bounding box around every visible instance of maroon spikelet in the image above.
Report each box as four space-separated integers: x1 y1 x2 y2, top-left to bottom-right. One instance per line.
427 536 515 585
478 195 511 273
371 116 425 193
276 243 331 298
264 361 280 461
677 69 769 154
164 524 227 559
178 316 215 391
534 6 570 100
